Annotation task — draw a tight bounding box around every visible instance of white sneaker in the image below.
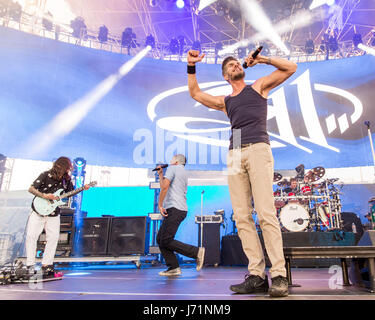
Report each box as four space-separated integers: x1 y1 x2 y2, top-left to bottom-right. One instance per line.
158 267 182 276
196 247 205 271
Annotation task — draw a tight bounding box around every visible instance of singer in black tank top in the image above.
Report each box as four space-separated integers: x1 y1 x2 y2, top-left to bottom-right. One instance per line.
224 85 269 149
187 49 297 297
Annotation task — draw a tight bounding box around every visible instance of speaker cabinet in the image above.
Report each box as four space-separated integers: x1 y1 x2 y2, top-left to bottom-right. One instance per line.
108 217 150 256
198 223 221 266
78 217 110 255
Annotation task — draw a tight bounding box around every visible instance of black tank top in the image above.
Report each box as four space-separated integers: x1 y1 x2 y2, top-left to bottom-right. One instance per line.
224 85 270 150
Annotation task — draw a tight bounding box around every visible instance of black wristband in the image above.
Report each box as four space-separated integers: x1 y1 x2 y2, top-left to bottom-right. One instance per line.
187 65 196 74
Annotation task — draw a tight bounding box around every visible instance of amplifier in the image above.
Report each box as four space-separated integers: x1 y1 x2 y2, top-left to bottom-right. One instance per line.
195 215 223 223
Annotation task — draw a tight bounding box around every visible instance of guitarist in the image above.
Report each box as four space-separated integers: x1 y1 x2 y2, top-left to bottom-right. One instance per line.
25 157 90 278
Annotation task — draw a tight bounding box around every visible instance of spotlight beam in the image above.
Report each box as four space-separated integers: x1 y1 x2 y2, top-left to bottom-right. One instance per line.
197 0 218 12
23 46 152 157
219 10 316 56
239 0 290 55
358 43 375 56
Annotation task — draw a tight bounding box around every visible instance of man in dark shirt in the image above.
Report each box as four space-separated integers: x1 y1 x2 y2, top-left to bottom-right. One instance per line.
25 157 90 277
187 49 297 297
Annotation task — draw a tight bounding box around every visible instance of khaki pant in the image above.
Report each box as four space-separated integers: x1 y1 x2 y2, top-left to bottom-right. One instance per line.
227 142 286 279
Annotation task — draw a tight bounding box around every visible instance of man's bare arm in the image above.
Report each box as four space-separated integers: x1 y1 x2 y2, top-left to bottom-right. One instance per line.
245 54 297 98
187 50 227 114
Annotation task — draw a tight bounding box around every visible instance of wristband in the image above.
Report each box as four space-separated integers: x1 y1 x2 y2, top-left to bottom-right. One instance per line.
187 65 196 74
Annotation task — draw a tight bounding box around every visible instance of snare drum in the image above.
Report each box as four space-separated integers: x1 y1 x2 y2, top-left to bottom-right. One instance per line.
279 203 310 232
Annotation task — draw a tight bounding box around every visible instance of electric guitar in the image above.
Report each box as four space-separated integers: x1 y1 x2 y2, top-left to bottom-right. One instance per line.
32 181 97 216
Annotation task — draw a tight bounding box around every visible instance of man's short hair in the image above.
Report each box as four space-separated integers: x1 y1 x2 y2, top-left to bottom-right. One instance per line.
221 56 237 76
290 177 297 183
174 154 186 166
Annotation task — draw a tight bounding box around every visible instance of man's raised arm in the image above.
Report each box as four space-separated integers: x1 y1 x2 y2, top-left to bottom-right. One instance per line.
187 50 226 114
245 53 297 98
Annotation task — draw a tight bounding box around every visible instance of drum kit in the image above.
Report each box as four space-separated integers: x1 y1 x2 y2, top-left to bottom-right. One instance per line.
272 167 343 232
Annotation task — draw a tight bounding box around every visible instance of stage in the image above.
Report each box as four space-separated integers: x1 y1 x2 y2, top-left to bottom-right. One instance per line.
0 264 374 301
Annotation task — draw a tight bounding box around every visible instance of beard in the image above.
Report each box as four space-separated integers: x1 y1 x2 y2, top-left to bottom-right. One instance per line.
230 70 245 81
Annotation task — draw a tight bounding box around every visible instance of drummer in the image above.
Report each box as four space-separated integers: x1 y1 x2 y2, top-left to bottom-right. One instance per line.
283 178 299 195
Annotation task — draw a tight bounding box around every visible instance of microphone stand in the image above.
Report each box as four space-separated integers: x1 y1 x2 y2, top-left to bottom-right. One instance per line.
365 121 375 229
365 121 375 178
200 190 204 248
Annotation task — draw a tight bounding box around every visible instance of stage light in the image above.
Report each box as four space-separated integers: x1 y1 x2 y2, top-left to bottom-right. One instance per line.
192 40 201 52
176 0 185 9
214 0 227 16
42 11 53 31
328 35 338 52
228 7 241 24
145 34 155 49
9 1 21 22
169 37 179 54
353 33 362 48
121 27 137 54
178 35 186 55
214 41 223 64
358 43 375 56
371 31 375 47
70 16 87 39
305 39 314 54
98 25 108 43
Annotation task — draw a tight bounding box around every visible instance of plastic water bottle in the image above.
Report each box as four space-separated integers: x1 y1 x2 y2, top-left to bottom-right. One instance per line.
352 223 357 233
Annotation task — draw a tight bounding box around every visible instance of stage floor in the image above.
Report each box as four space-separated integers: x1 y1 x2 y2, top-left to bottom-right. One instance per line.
0 265 374 300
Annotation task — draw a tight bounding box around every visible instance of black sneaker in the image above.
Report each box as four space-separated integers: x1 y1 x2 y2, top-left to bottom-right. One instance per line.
41 265 55 279
230 274 269 294
269 276 289 297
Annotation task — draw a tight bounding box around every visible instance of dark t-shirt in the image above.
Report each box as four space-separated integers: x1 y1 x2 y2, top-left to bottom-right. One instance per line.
225 85 269 150
31 170 74 216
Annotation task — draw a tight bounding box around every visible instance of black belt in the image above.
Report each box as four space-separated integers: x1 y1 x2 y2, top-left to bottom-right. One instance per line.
232 142 253 149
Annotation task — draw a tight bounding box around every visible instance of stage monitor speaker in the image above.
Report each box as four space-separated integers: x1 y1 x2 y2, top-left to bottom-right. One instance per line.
198 223 221 266
78 217 111 255
349 230 375 289
357 230 375 246
108 216 150 256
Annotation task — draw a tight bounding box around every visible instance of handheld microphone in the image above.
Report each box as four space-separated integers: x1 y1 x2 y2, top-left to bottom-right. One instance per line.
152 164 168 171
243 46 263 69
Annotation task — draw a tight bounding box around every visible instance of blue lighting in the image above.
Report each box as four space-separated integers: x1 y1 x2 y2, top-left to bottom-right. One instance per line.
176 0 185 9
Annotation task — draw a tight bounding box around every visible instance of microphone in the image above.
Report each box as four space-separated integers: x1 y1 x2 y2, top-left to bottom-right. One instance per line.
243 46 263 69
152 164 168 171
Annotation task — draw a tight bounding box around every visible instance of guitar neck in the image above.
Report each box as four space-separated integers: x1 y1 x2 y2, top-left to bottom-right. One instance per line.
59 186 85 200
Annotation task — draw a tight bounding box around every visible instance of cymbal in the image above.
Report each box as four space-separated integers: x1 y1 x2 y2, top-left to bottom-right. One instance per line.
304 166 325 182
273 172 282 182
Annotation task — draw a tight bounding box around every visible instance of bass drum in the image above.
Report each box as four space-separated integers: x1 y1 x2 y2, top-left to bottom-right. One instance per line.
279 203 310 232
